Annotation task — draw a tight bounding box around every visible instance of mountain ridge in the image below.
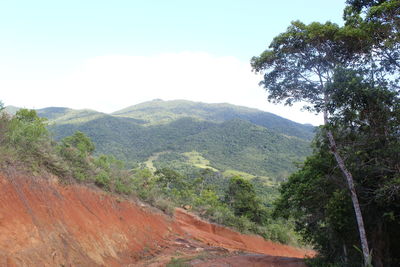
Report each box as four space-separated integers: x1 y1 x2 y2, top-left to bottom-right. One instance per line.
111 99 315 140
5 100 314 179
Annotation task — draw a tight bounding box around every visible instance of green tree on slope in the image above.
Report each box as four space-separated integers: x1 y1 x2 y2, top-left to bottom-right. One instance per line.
58 131 95 181
225 176 266 224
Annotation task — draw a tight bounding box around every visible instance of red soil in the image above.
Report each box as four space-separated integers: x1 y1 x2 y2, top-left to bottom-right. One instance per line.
0 171 312 266
175 208 312 258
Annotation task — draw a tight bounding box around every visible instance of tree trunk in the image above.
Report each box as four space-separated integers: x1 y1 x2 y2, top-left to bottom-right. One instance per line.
323 110 370 266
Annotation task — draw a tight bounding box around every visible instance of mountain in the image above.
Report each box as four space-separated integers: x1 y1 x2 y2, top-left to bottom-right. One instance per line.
6 100 314 180
37 107 100 122
3 105 20 115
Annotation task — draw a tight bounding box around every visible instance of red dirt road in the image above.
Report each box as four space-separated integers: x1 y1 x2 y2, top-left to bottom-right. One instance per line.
0 171 312 266
192 254 308 267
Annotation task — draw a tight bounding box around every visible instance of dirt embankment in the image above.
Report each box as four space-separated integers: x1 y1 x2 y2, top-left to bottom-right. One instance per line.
175 208 310 258
0 171 312 266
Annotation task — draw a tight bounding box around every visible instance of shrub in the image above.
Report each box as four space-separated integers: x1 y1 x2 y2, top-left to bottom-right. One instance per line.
95 171 110 189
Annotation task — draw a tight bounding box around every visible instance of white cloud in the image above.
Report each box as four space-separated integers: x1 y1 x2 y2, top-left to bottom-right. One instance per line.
2 52 322 125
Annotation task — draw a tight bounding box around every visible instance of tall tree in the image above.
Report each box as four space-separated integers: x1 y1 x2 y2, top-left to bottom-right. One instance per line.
344 0 400 83
224 176 265 224
251 21 372 264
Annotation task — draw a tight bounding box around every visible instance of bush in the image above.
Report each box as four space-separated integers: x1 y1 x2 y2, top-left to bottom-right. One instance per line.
1 109 69 175
255 223 292 244
152 196 175 216
114 178 132 194
95 171 110 189
204 205 236 226
224 176 267 224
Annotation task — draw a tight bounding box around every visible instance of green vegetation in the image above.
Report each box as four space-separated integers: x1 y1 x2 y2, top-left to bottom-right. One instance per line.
253 0 400 266
41 110 311 180
38 107 107 125
0 109 132 194
182 151 218 171
2 109 63 175
112 99 314 140
3 100 314 181
130 167 298 244
166 251 230 267
225 176 267 224
166 257 191 267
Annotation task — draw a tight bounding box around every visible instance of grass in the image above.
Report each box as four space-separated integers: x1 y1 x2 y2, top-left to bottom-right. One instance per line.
166 257 191 267
222 169 256 180
182 151 218 171
222 169 274 183
47 109 106 125
166 251 231 267
144 151 170 172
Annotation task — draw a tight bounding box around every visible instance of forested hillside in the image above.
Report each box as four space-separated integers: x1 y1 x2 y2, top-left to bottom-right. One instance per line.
8 100 314 180
112 99 314 140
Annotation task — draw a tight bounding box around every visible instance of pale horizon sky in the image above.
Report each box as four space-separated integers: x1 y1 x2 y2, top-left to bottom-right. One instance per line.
1 0 347 125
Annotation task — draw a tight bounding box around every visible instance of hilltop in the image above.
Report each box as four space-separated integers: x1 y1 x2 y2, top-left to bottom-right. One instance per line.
112 99 314 140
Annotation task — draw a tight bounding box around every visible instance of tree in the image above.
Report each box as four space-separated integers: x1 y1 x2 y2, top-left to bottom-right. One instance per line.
1 109 68 174
224 176 265 224
8 109 49 153
274 149 359 265
326 69 400 266
58 131 95 181
60 131 95 156
155 168 194 203
251 21 372 265
155 168 186 191
344 0 400 74
0 101 8 148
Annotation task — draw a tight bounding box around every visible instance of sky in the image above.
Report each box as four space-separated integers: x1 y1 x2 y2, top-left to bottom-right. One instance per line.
1 0 346 125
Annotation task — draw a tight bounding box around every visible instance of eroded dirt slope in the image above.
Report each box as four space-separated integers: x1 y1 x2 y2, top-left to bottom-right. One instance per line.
0 170 311 266
0 171 180 266
175 208 310 258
